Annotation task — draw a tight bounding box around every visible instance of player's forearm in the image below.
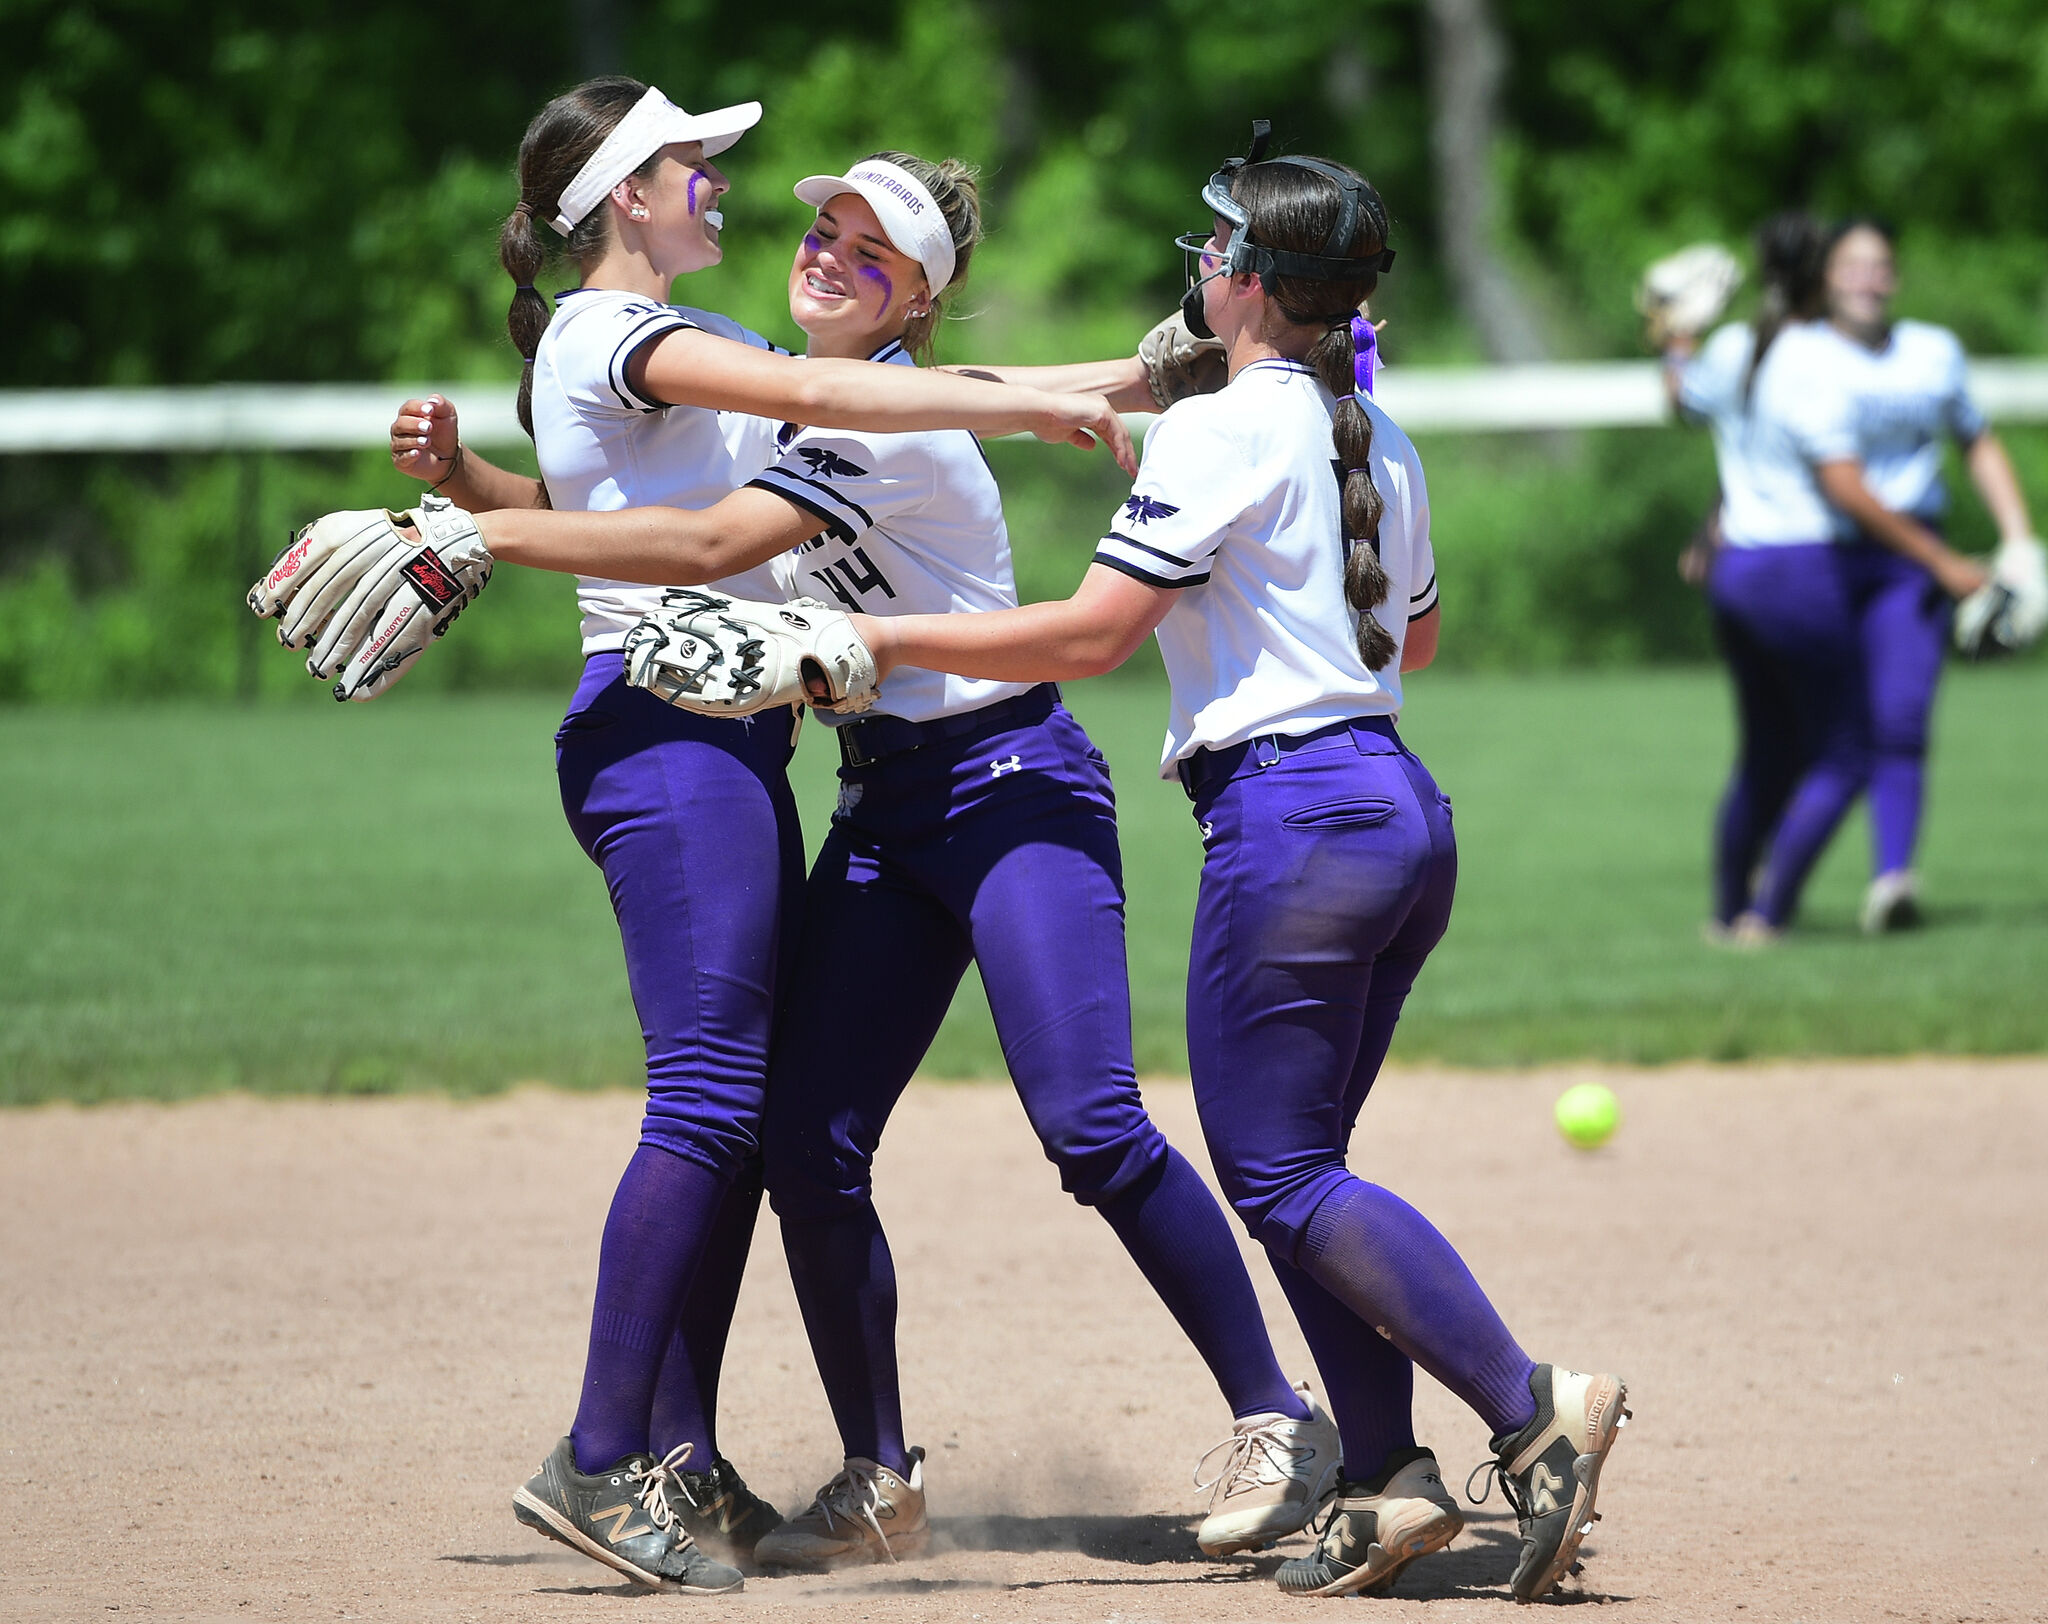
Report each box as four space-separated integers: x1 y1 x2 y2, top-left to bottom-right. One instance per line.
858 565 1169 683
1966 433 2036 539
477 506 737 586
942 359 1155 416
857 601 1134 684
1816 462 1949 571
789 362 1071 436
439 447 548 514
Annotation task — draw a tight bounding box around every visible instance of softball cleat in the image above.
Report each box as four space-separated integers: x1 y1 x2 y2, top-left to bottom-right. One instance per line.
1194 1380 1344 1556
751 1449 929 1569
1274 1446 1463 1597
1467 1365 1629 1603
511 1435 743 1592
669 1452 784 1560
1860 870 1922 935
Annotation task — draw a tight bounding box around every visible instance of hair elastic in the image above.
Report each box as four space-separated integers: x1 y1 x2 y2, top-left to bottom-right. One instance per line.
1350 313 1380 396
513 200 535 219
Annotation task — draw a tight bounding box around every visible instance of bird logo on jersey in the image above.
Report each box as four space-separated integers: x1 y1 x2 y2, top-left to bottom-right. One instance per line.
1122 494 1180 526
799 447 868 480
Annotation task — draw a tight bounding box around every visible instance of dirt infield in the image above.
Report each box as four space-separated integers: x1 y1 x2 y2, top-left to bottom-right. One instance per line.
4 1062 2043 1623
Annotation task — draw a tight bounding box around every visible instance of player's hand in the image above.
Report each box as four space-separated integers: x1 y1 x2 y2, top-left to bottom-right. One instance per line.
1934 551 1991 600
1032 391 1139 477
391 395 461 483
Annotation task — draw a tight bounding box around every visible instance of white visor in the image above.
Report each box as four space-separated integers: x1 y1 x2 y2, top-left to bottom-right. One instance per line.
550 86 761 237
792 160 956 295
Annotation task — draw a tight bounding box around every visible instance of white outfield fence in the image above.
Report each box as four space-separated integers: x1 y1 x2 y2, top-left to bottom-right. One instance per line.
6 361 2048 451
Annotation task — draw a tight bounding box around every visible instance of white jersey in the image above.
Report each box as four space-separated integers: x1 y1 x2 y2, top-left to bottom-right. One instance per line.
1677 321 1858 546
1804 320 1986 521
1093 358 1439 775
530 287 793 652
745 340 1031 726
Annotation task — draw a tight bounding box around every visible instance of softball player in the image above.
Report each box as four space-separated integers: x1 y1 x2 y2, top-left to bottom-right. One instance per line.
1664 217 1999 938
396 76 1135 1593
457 151 1346 1569
1802 219 2033 932
838 136 1628 1603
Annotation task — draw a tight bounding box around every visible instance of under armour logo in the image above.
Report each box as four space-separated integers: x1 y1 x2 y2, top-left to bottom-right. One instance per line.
799 446 867 479
1200 821 1214 838
1529 1462 1566 1516
1121 494 1180 526
989 755 1023 777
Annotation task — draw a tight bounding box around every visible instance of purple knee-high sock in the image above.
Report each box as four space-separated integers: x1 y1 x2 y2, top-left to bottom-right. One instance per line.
780 1205 911 1476
1869 754 1923 877
1297 1179 1536 1440
649 1160 763 1464
1096 1150 1305 1421
570 1144 727 1474
1267 1252 1415 1479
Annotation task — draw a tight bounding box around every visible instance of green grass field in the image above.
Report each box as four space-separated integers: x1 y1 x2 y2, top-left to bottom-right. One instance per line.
4 663 2045 1104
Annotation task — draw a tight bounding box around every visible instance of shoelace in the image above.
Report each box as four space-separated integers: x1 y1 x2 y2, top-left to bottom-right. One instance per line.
1463 1457 1531 1520
631 1442 697 1538
809 1460 900 1563
1193 1422 1310 1506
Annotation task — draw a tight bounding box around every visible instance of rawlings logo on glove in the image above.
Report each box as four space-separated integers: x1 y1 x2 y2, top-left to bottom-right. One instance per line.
622 589 880 718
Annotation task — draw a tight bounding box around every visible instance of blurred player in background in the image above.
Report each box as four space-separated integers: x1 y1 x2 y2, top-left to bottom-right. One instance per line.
1659 218 2022 939
837 138 1630 1605
399 75 1133 1594
1802 219 2037 931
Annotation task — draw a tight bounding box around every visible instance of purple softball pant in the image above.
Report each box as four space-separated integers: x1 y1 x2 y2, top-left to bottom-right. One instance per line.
554 652 805 1471
1840 536 1951 878
764 688 1297 1472
1707 543 1871 926
1182 717 1539 1467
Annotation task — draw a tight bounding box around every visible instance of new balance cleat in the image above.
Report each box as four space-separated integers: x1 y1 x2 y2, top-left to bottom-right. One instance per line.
1275 1447 1463 1597
751 1450 929 1569
671 1453 783 1558
1194 1381 1344 1556
511 1436 743 1593
1467 1365 1629 1603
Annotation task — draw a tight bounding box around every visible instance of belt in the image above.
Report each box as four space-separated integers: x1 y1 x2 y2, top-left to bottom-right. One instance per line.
835 684 1061 769
1177 714 1402 800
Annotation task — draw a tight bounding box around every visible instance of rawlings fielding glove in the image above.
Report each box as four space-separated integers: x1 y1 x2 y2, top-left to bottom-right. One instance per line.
1954 535 2048 659
621 589 879 717
302 496 492 685
1636 243 1744 348
252 508 411 650
1137 309 1229 409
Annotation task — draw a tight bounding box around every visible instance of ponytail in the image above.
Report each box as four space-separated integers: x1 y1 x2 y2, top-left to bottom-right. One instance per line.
500 76 654 442
1744 210 1828 410
1307 321 1396 671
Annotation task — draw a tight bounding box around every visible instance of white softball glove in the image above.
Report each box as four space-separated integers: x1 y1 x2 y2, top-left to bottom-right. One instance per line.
1636 243 1744 347
1954 535 2048 658
250 495 493 699
1137 309 1229 409
621 590 880 717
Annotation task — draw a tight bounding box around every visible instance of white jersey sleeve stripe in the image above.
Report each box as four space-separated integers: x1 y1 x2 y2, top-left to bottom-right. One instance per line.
1106 531 1203 571
1408 570 1439 619
747 468 873 538
1092 547 1211 590
744 476 857 544
606 309 698 412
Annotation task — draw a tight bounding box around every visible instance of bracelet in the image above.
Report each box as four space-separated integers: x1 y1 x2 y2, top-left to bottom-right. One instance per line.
429 442 467 494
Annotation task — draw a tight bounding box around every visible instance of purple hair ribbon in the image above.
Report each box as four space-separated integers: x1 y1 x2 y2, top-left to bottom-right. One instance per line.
1350 313 1379 396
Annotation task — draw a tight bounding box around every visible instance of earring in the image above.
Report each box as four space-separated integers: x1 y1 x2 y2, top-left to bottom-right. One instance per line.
630 206 649 220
